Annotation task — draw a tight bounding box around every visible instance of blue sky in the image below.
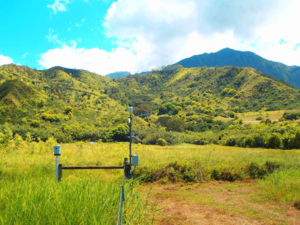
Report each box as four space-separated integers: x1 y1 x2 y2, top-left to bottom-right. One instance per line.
0 0 299 75
0 0 114 70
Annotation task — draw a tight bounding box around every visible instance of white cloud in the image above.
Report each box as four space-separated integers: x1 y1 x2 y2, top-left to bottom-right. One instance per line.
69 40 77 47
40 0 300 74
46 29 63 45
47 0 69 14
103 0 300 68
0 55 13 66
38 44 141 75
22 52 29 58
47 1 89 13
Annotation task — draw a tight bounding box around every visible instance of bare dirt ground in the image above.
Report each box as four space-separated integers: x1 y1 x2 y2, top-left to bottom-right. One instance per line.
145 181 300 225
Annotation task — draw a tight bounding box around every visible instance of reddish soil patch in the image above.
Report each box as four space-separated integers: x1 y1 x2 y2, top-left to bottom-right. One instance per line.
145 181 300 225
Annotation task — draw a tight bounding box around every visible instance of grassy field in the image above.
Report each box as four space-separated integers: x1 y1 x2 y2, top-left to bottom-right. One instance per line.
0 141 299 224
217 110 298 125
0 141 155 225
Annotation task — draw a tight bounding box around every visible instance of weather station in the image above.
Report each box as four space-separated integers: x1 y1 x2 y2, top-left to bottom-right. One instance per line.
53 106 152 182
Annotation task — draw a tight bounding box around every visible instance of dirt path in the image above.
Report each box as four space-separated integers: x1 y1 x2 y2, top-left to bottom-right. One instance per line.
144 181 300 225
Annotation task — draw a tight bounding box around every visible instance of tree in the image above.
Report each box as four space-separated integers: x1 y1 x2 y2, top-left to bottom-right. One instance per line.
111 124 129 142
134 104 152 115
266 134 281 149
64 106 73 115
166 117 185 132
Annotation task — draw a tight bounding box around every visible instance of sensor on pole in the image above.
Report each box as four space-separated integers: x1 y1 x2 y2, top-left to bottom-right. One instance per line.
129 107 133 114
54 145 61 182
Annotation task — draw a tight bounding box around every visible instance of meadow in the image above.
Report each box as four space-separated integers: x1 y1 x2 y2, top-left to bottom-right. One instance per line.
0 140 299 224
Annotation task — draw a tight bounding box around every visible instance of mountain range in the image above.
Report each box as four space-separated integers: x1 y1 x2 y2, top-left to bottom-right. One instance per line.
106 48 300 88
1 63 300 142
175 48 300 88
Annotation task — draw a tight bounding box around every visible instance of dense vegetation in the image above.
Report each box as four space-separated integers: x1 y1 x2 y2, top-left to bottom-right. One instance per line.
1 64 300 149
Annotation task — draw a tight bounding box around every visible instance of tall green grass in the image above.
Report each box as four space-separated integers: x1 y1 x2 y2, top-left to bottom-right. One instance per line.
0 177 153 225
258 168 300 203
0 141 155 224
1 176 153 225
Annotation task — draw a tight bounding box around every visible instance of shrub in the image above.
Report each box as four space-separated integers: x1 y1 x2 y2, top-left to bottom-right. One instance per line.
158 103 175 115
21 118 28 124
294 201 300 210
225 137 236 146
265 118 272 125
222 88 236 96
157 138 167 146
110 124 129 142
256 116 263 120
14 133 24 147
54 132 72 143
282 111 300 120
41 112 61 122
229 112 235 118
64 106 73 115
156 116 171 127
288 131 300 149
266 133 281 149
265 161 281 173
211 168 244 181
248 162 266 179
30 120 40 128
166 117 185 132
0 128 13 146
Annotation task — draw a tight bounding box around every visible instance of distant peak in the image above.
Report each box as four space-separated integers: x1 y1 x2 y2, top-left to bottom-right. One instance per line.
217 47 237 52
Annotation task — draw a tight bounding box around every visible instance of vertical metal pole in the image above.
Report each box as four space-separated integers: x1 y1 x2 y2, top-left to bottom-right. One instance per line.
129 113 132 165
58 164 62 182
56 156 59 182
122 185 125 224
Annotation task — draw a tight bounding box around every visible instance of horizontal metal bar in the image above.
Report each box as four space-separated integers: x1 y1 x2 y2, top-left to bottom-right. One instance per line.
133 113 152 118
61 166 124 170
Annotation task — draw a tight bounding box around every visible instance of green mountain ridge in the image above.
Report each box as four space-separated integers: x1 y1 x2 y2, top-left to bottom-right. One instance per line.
175 48 300 88
108 65 300 112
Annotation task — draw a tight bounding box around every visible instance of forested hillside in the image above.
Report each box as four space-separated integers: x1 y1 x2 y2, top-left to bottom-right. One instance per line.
0 64 125 142
1 64 300 149
110 65 300 112
175 48 300 88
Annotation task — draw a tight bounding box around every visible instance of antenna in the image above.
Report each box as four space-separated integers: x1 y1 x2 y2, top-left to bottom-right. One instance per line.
128 107 152 165
129 107 133 165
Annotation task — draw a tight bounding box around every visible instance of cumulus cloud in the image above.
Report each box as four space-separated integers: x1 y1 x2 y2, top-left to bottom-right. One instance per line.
38 45 141 75
103 0 300 68
47 0 69 13
40 0 300 74
46 29 63 45
0 55 13 66
47 0 90 13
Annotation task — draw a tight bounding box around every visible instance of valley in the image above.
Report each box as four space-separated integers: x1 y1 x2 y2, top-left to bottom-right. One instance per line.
1 1 300 224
